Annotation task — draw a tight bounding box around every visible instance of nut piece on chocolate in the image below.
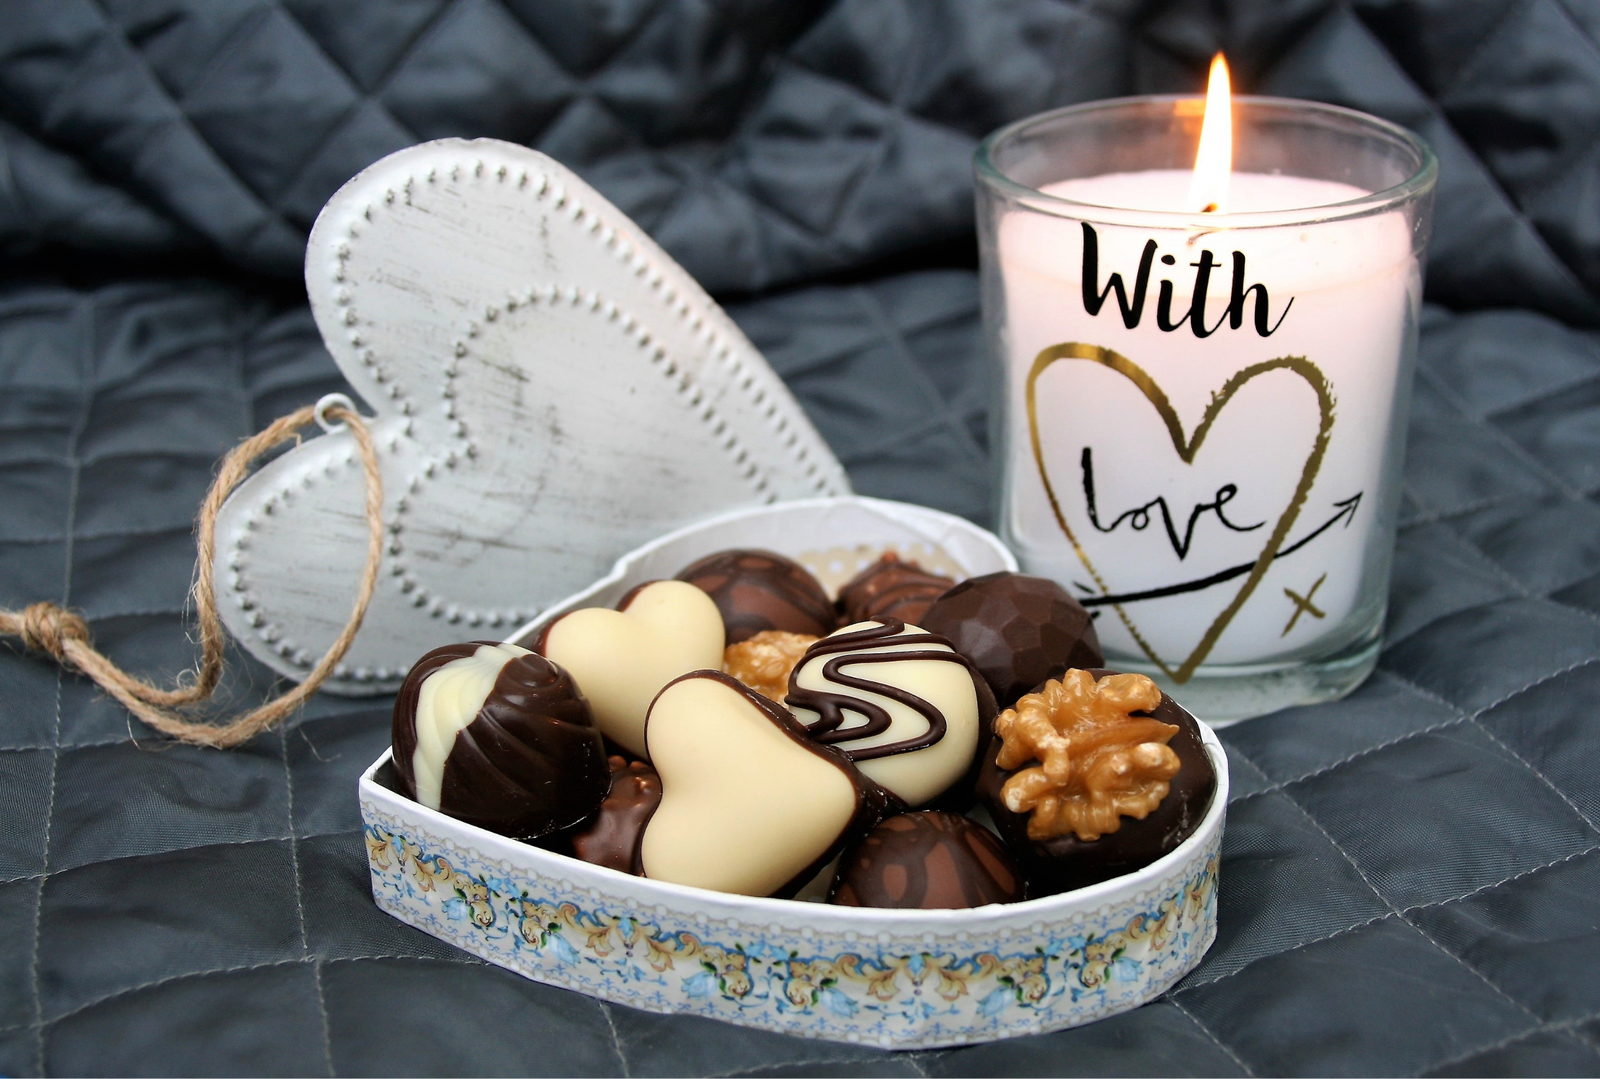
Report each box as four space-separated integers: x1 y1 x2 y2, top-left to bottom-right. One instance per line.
724 630 818 702
640 670 895 898
830 811 1023 909
835 552 955 627
919 572 1102 709
977 669 1216 897
570 755 663 875
677 549 836 644
391 642 610 840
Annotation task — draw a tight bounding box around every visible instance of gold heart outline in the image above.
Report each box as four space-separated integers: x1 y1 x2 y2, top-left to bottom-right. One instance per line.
1026 342 1336 683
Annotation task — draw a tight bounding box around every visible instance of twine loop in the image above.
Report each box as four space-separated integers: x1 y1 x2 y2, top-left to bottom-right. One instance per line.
0 402 384 748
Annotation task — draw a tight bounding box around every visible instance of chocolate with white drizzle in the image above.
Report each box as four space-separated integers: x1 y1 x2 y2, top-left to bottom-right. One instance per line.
786 619 989 807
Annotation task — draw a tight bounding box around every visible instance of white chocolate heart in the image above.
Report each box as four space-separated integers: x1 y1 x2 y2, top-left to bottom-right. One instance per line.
787 620 980 807
641 672 862 897
538 580 724 757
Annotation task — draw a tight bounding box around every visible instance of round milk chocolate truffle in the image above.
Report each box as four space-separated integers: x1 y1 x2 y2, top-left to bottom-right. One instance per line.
920 572 1103 708
570 756 662 875
836 553 955 627
830 812 1023 908
391 642 610 840
977 670 1215 897
677 549 836 644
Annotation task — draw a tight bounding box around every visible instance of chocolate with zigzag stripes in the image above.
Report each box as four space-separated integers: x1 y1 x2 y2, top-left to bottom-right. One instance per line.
785 619 991 807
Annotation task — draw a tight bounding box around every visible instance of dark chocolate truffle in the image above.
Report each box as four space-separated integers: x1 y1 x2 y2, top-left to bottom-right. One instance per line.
677 549 836 644
830 811 1023 909
570 755 662 875
920 572 1102 708
977 670 1215 897
836 552 955 626
391 642 610 841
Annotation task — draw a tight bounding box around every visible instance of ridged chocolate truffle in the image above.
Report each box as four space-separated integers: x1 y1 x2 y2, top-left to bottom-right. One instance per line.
830 812 1023 909
977 670 1215 897
677 549 836 644
570 755 662 875
835 553 955 626
919 572 1102 708
391 642 610 840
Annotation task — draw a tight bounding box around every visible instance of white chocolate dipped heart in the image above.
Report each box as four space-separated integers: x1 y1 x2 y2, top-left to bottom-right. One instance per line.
640 671 885 898
536 580 724 757
786 619 982 807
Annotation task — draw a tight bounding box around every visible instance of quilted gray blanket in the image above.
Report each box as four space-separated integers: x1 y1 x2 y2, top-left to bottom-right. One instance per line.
3 1 1599 1075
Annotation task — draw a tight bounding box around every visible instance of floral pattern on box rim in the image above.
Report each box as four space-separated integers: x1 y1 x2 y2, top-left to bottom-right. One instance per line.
361 798 1221 1049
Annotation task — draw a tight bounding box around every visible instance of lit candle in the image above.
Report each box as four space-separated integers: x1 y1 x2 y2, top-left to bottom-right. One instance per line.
977 59 1436 720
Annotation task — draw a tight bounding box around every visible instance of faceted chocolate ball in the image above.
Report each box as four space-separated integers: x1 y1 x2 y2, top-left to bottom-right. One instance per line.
836 553 955 627
677 549 836 644
920 572 1102 708
391 642 611 841
976 670 1216 897
830 811 1023 909
570 755 662 875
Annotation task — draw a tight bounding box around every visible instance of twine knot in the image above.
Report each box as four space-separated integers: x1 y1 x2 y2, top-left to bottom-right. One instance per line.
18 602 89 662
0 401 382 748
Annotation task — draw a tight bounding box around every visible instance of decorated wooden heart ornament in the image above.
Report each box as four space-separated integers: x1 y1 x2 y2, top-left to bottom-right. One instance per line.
213 139 848 695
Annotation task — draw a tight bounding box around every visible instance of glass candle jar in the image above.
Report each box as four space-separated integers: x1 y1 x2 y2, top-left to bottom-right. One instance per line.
975 96 1437 724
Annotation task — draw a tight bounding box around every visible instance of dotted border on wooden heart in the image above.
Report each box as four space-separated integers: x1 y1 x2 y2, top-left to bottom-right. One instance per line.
224 151 846 691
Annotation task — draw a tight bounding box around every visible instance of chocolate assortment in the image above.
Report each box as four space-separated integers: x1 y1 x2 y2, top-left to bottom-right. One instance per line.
391 548 1215 906
390 642 610 840
836 553 955 626
678 549 836 643
919 572 1102 708
831 811 1024 909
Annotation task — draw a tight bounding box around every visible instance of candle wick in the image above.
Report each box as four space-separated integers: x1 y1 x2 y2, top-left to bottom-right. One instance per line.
1202 202 1218 213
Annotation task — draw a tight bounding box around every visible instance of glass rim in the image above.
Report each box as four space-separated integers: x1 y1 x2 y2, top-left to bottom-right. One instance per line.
974 94 1438 229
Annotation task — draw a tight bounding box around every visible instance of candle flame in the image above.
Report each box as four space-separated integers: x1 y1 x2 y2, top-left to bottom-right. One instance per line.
1187 53 1232 214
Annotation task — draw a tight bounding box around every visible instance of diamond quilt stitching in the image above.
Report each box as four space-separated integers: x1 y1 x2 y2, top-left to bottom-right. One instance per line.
2 2 1600 1073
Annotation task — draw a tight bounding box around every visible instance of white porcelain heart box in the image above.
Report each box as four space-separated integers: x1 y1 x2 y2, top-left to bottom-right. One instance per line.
214 138 848 694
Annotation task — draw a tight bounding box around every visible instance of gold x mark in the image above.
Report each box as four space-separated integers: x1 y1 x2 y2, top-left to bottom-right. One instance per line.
1281 572 1328 636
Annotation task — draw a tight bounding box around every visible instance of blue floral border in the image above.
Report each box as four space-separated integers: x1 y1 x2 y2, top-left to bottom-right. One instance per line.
361 802 1219 1048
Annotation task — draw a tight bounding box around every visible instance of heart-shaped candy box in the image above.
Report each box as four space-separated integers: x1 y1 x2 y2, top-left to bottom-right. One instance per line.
356 493 1216 1043
258 139 1235 1047
361 497 1226 1049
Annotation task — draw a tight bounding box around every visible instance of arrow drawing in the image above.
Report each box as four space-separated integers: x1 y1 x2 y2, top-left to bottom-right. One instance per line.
1075 493 1362 608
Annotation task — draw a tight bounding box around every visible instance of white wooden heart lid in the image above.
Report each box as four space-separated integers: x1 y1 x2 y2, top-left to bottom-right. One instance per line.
214 139 850 696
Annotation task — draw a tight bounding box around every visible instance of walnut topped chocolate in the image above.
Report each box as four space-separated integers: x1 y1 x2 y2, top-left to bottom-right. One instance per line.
993 670 1180 842
978 668 1216 896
